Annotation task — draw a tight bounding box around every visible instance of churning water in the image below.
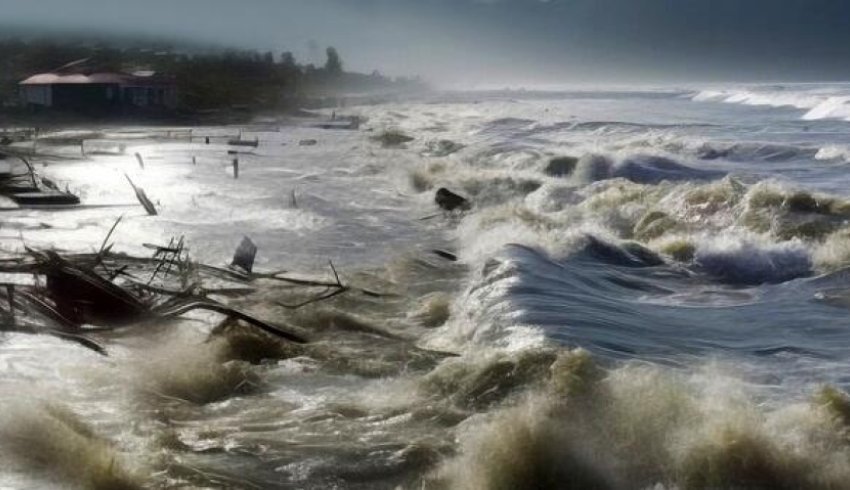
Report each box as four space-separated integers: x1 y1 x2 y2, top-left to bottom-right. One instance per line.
5 85 850 488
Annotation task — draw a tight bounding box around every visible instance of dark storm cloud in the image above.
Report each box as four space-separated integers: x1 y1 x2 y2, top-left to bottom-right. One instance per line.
2 0 850 85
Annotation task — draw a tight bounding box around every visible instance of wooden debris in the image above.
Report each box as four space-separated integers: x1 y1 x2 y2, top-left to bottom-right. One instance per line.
37 250 149 326
0 152 80 207
228 138 259 148
276 261 350 310
0 226 382 353
10 192 80 206
124 174 158 216
432 249 458 262
316 116 361 130
0 213 419 356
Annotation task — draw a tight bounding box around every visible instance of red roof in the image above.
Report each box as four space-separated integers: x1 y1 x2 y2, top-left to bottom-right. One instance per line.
20 72 130 85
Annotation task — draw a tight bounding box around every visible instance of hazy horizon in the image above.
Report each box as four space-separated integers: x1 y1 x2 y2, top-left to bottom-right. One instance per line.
3 0 850 88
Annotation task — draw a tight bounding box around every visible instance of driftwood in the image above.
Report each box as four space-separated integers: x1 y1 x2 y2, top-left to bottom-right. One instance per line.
276 261 349 309
124 174 157 216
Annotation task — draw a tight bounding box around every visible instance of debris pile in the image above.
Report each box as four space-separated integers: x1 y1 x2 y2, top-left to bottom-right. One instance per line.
0 225 388 356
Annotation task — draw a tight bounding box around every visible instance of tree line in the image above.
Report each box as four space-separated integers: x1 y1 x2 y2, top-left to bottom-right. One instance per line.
0 39 427 112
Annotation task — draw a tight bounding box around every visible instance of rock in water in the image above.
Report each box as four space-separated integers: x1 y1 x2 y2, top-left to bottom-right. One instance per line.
426 139 465 157
544 156 579 177
231 236 258 273
435 188 470 211
372 130 414 148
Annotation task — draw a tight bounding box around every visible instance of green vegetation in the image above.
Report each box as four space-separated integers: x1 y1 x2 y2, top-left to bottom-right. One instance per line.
0 37 427 113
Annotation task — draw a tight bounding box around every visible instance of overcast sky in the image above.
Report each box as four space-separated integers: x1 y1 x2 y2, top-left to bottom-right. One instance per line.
3 0 850 86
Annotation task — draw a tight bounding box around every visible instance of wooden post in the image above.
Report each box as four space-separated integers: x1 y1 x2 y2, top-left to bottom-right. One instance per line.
233 158 239 179
135 152 145 170
6 284 14 325
192 156 196 165
205 136 210 144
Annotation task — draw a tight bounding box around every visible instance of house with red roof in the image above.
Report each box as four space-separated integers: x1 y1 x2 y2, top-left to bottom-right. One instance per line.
19 60 177 113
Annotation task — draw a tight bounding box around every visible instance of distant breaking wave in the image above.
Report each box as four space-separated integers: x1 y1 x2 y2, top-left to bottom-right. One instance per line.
692 85 850 122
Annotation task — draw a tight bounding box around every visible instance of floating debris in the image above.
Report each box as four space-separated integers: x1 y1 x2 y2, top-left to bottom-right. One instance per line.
228 138 259 148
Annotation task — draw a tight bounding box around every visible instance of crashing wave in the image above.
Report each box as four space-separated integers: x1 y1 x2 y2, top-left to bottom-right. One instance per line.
692 86 850 122
431 351 850 490
570 153 723 185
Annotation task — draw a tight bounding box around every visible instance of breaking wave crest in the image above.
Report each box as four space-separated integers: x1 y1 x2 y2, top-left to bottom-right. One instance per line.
430 350 850 490
692 85 850 122
0 403 143 489
130 331 267 405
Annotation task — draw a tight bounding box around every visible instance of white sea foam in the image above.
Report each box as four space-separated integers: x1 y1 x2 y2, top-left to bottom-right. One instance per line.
692 85 850 121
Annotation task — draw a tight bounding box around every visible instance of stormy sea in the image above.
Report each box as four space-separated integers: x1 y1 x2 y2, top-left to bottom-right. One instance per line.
6 84 850 489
